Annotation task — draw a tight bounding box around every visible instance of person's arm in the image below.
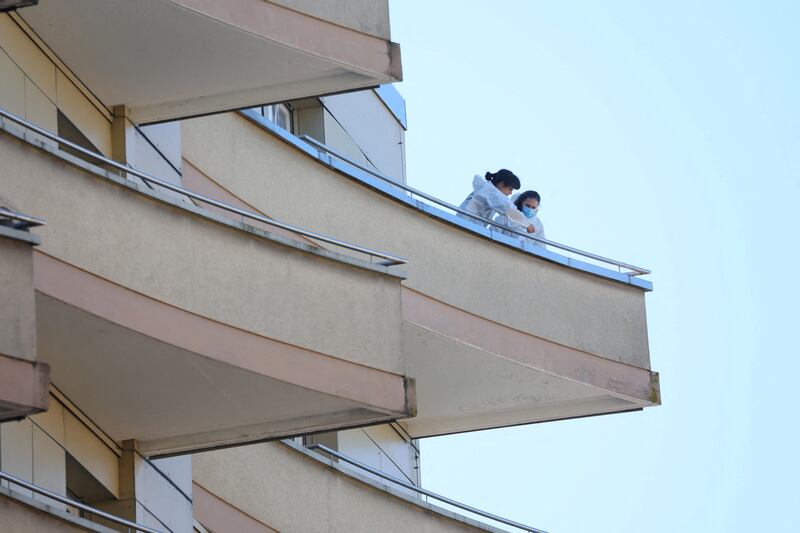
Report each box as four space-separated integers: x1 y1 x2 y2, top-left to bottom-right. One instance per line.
484 187 533 229
505 206 534 231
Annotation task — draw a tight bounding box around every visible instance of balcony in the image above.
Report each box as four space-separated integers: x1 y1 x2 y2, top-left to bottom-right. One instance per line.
181 110 661 438
193 440 545 533
16 0 402 123
0 110 414 456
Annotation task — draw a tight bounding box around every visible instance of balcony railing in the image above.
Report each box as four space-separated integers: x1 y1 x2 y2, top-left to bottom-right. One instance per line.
301 134 650 277
306 443 548 533
0 207 46 231
0 107 406 267
0 469 161 533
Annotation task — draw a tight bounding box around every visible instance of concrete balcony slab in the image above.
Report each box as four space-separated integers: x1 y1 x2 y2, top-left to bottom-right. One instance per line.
181 112 661 437
18 0 401 123
0 118 413 456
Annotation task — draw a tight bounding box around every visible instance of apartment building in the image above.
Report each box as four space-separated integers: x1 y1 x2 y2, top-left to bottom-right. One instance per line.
0 2 659 532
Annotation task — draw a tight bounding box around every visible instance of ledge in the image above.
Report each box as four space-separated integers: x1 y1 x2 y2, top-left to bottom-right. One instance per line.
0 116 405 281
281 439 512 533
0 485 118 533
240 109 652 291
0 224 41 246
0 353 49 421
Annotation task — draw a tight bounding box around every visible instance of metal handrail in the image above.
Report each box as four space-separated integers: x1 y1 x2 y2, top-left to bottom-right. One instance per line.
302 134 651 276
0 107 407 267
306 444 548 533
0 469 161 533
0 207 46 229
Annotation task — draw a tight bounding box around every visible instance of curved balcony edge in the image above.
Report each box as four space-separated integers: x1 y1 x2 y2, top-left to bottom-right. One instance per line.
0 115 415 457
240 109 653 292
0 112 406 280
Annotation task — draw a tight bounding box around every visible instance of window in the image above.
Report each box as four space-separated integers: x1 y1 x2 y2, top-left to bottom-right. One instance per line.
250 103 294 133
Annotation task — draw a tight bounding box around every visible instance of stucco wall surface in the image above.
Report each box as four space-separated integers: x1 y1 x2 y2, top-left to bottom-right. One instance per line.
0 130 405 375
193 442 497 533
0 14 112 156
0 488 112 533
182 114 650 367
0 237 36 361
268 0 391 39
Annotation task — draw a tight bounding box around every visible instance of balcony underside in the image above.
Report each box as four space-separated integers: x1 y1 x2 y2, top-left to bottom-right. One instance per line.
0 353 49 422
0 121 412 457
400 290 659 438
180 112 661 436
19 0 402 123
34 255 410 457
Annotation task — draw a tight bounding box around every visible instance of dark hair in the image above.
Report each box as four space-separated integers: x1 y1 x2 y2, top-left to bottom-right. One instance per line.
485 169 520 190
514 190 541 211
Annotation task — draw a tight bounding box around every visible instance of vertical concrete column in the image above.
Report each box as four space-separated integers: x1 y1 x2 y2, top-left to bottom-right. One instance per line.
111 105 184 191
96 440 193 532
294 100 326 143
110 105 135 166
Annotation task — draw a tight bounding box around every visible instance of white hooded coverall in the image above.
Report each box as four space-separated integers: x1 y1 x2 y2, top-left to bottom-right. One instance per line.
458 175 532 229
495 191 546 247
495 212 546 247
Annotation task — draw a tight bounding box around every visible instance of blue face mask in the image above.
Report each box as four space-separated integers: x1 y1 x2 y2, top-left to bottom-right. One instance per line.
522 206 538 218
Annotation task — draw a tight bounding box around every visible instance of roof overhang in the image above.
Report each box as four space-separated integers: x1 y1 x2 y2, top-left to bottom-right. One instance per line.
19 0 402 123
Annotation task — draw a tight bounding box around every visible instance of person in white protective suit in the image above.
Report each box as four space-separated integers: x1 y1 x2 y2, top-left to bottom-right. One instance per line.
457 169 535 233
495 190 546 247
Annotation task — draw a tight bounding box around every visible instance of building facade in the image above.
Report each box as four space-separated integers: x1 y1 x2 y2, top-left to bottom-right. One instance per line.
0 2 659 532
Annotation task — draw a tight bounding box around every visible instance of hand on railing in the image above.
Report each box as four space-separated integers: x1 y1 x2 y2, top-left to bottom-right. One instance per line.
299 134 650 277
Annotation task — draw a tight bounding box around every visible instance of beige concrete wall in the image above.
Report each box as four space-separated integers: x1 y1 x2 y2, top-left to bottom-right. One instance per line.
0 237 36 361
0 14 111 155
112 107 182 188
0 417 66 511
268 0 391 39
3 394 189 532
182 113 650 367
194 482 279 532
26 394 120 499
0 14 56 147
0 231 48 417
1 14 178 176
193 442 494 533
0 128 405 375
0 488 111 533
93 442 192 533
0 418 35 498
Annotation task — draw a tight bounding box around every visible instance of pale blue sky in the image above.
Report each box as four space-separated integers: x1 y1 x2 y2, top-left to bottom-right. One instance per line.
388 2 798 532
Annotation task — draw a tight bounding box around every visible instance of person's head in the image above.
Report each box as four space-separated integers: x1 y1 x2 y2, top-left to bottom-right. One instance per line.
485 169 520 196
514 190 541 217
